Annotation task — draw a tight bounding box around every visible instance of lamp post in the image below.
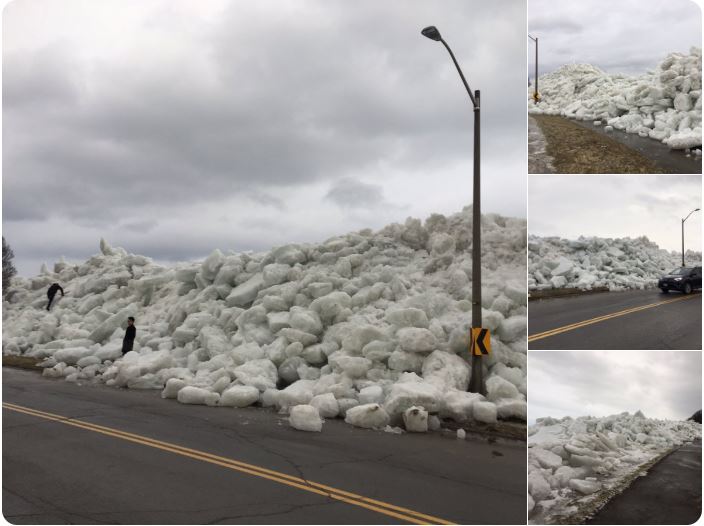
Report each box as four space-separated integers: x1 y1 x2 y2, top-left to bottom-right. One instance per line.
528 34 538 102
421 26 483 394
681 208 700 266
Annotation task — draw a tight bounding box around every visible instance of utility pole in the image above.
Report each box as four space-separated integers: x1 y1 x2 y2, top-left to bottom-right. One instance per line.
422 26 486 394
682 208 700 266
528 34 538 102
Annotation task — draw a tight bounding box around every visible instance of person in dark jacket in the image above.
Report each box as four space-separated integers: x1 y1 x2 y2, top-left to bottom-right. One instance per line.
122 317 136 355
46 283 64 311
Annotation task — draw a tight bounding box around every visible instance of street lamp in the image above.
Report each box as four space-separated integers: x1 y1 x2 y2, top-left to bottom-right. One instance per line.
528 34 539 102
422 26 484 394
681 208 700 267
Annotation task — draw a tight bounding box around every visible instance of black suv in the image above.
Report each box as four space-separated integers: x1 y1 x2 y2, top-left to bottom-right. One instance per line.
658 266 702 294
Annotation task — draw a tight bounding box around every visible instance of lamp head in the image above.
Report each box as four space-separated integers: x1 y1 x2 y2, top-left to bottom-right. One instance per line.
421 26 442 41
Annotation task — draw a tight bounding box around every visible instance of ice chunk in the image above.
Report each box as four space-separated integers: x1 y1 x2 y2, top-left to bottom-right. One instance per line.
384 380 442 416
569 479 601 495
528 470 552 502
345 403 390 429
473 401 498 424
289 405 323 432
177 386 219 406
384 308 429 329
310 393 340 418
530 448 563 470
397 328 437 353
403 406 428 432
226 273 264 307
220 385 260 407
441 389 484 422
278 380 315 409
486 376 520 401
233 359 278 391
359 385 384 405
422 350 470 391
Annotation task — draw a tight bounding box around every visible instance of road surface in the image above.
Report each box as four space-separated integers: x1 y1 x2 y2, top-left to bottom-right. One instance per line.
529 289 702 349
587 439 701 524
2 368 526 525
528 117 555 174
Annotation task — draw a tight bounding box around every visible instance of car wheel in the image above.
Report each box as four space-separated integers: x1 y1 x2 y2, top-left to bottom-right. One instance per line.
683 282 692 295
660 288 668 294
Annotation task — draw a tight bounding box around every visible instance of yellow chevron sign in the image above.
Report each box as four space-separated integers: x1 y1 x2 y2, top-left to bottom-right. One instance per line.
470 328 491 355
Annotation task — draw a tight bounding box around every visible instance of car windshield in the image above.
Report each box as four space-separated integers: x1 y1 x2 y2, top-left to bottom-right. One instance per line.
668 268 690 275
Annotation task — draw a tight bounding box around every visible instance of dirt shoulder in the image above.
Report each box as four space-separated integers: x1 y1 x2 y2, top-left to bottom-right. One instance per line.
531 115 666 174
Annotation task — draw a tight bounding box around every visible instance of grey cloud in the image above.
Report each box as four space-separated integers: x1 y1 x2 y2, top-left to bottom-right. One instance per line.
529 15 583 34
529 0 701 76
529 351 702 422
325 178 387 209
3 0 527 275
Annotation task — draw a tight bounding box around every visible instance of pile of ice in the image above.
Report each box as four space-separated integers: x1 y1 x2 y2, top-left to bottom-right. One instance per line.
529 235 701 292
2 207 528 432
529 48 702 151
528 411 701 522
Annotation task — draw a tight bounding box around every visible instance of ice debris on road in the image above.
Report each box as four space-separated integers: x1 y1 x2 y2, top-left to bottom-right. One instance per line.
529 235 702 292
529 48 702 151
528 411 701 523
2 207 527 433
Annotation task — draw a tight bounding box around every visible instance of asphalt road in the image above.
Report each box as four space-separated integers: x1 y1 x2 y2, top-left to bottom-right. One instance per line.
587 439 702 524
528 117 555 174
2 368 526 525
529 289 702 349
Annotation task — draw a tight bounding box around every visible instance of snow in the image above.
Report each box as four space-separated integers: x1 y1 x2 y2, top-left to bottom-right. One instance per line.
529 235 701 292
529 48 702 150
289 404 323 432
528 412 701 523
3 207 527 432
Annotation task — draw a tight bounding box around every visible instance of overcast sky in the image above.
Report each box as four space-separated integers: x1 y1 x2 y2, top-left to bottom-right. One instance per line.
529 351 702 423
2 0 527 277
529 0 702 76
529 175 702 254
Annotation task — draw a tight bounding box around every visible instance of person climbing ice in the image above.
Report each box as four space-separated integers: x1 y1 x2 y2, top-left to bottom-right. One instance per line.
121 316 136 355
46 283 64 311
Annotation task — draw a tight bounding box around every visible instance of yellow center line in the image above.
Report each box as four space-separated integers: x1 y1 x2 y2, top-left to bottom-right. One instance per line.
3 402 454 525
528 294 699 343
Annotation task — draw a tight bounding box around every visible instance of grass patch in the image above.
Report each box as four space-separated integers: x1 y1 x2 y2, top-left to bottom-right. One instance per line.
2 355 42 370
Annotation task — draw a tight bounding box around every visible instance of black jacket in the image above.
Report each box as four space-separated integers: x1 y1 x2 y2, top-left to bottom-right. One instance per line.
124 325 136 342
47 284 64 298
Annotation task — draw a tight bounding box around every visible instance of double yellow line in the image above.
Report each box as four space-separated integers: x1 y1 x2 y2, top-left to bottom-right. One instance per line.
528 294 699 343
2 402 453 525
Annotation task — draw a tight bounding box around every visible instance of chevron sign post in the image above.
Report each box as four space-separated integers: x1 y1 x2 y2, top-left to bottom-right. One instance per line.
470 328 491 356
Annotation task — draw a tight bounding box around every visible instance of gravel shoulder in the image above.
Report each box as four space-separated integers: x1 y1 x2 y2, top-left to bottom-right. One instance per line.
530 115 666 174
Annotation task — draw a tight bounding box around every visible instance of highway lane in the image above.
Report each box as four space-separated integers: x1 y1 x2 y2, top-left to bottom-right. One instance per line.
2 368 526 524
587 439 701 524
529 289 701 349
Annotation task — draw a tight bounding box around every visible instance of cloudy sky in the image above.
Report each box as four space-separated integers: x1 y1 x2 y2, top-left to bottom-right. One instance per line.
529 351 702 423
529 175 702 254
3 0 527 277
529 0 702 76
